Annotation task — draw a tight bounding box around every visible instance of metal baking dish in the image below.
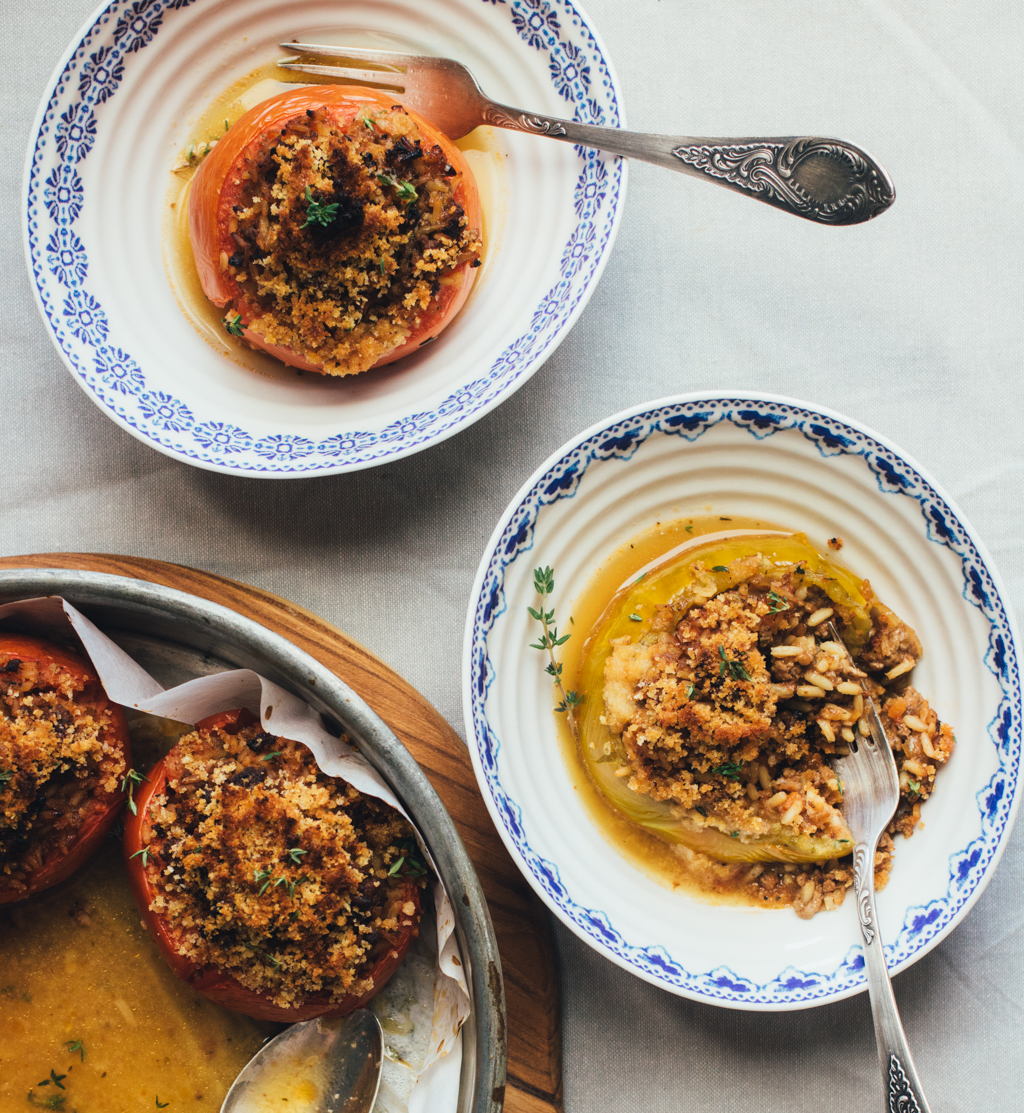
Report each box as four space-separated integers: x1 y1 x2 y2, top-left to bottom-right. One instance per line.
0 567 505 1113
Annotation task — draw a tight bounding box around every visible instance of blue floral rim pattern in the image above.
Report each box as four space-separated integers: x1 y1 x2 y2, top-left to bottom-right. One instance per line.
467 397 1022 1006
25 0 625 474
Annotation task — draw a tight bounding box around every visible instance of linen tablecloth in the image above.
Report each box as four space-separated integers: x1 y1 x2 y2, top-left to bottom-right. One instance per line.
3 2 1022 1108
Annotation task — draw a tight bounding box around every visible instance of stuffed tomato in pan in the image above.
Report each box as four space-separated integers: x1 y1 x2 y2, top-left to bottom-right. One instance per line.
0 635 130 903
124 708 425 1022
189 86 483 377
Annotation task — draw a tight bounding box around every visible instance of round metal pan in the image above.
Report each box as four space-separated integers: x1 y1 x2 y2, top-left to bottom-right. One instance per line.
0 567 505 1113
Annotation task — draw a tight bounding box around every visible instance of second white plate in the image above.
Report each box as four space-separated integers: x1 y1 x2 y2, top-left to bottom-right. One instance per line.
464 392 1022 1009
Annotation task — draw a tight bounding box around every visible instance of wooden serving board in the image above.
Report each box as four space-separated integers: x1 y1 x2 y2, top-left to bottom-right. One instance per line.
0 553 562 1113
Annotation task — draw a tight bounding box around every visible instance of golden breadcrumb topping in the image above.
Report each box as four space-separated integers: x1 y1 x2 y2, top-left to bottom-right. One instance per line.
0 650 123 888
141 722 423 1008
224 104 481 376
603 555 954 917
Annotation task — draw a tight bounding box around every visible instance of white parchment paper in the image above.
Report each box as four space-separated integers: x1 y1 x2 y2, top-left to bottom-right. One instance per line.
0 596 469 1098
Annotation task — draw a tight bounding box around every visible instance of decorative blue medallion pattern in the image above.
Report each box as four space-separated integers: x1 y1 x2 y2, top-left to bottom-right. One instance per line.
25 0 624 474
467 398 1022 1006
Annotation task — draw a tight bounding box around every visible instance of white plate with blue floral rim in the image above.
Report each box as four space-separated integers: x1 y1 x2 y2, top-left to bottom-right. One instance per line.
463 391 1023 1010
24 0 625 476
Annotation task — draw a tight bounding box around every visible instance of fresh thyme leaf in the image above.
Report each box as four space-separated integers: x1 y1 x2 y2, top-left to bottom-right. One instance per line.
711 565 728 573
717 645 752 682
629 613 642 622
767 590 790 615
301 185 340 230
223 118 230 131
224 313 244 337
121 769 148 816
686 683 696 699
50 1072 66 1091
286 847 308 865
64 1040 85 1062
360 114 375 130
730 831 740 839
253 867 272 895
130 846 150 867
287 875 308 899
260 751 282 762
156 1098 170 1109
387 857 406 876
379 259 386 275
266 954 281 969
907 779 921 795
528 566 582 738
710 761 743 781
684 525 693 532
0 768 13 791
633 572 647 584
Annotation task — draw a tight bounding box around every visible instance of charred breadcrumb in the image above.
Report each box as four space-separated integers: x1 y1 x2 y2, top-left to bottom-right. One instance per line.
224 104 481 376
140 723 423 1008
0 650 124 890
603 555 955 918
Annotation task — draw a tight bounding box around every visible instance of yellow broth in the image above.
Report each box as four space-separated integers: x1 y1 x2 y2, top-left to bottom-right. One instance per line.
0 715 277 1112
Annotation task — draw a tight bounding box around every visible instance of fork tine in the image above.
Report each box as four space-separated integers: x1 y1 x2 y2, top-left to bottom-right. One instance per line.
278 61 407 88
279 44 416 70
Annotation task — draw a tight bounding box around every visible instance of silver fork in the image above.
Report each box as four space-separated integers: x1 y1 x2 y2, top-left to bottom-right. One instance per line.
826 622 931 1113
279 44 894 226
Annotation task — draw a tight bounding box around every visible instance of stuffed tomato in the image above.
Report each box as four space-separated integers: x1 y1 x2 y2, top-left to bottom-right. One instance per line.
124 708 424 1022
0 635 130 903
189 86 482 377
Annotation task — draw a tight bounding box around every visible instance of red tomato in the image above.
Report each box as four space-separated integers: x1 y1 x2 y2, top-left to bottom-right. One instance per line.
189 86 482 374
124 708 422 1022
0 635 130 904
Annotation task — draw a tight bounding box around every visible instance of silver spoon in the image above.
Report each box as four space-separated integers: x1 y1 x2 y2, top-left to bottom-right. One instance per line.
221 1009 384 1113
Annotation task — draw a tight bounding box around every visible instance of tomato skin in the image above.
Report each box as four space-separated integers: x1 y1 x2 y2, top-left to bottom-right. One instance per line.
124 709 421 1022
189 86 482 373
0 635 130 904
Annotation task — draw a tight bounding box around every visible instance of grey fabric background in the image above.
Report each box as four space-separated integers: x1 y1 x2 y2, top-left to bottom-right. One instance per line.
3 1 1023 1108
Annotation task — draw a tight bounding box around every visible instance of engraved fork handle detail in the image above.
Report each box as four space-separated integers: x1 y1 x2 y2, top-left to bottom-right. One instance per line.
479 103 894 225
853 843 932 1113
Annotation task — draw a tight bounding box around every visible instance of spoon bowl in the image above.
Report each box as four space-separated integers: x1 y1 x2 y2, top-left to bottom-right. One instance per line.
221 1009 384 1113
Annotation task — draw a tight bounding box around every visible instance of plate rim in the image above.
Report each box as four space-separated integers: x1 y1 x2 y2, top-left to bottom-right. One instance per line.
22 0 629 477
462 388 1024 1011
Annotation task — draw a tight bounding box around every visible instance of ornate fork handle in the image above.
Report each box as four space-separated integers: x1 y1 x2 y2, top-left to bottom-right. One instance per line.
480 103 894 226
853 842 932 1113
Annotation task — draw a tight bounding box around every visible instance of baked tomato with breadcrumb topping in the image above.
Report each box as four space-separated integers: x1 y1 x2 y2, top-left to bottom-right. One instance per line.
189 86 482 377
124 708 424 1022
0 634 130 903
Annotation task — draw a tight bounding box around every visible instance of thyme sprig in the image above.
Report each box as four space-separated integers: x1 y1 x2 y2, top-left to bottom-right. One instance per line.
224 313 244 337
767 590 790 615
130 846 151 868
528 566 582 739
120 769 148 815
718 645 752 682
65 1040 85 1062
301 185 340 229
710 761 743 781
376 172 418 202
